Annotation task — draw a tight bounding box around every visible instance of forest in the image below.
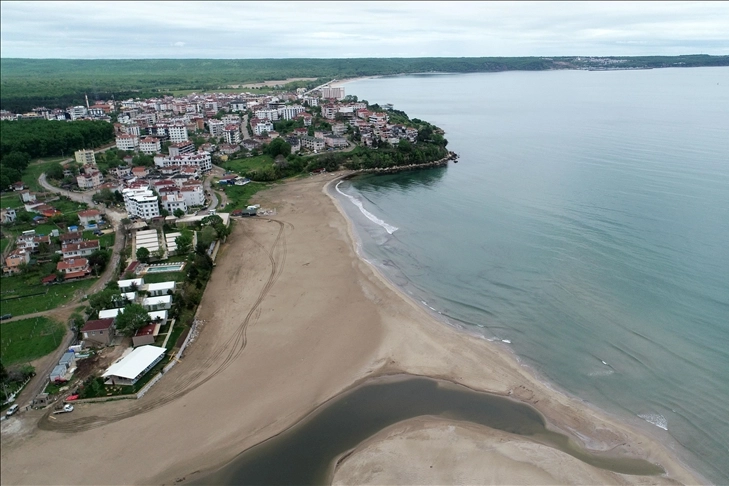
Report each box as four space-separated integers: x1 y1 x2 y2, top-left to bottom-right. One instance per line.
0 119 115 190
2 55 727 112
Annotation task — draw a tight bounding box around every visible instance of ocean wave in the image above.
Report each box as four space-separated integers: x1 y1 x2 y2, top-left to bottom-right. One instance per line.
336 181 398 234
638 413 668 430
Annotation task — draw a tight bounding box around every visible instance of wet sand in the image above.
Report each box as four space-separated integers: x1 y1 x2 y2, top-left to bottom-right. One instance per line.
0 173 704 485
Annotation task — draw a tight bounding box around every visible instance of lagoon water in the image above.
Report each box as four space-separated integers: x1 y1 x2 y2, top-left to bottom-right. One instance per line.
339 68 729 482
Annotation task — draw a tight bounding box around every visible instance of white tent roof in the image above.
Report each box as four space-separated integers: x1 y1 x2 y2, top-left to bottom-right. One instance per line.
146 281 176 292
102 345 165 380
118 278 144 289
143 295 172 306
99 308 123 319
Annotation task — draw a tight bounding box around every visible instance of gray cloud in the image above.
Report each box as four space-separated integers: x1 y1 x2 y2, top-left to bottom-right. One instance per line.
1 1 728 58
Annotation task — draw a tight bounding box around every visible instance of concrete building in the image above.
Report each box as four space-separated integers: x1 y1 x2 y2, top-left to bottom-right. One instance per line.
139 137 162 155
208 119 225 138
116 134 140 151
223 124 241 145
123 188 160 219
321 86 345 100
153 152 212 173
74 149 96 165
62 240 100 260
160 193 187 214
77 170 104 190
169 141 195 157
168 123 189 143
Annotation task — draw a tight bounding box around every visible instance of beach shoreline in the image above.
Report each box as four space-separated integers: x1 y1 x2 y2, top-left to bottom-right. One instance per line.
0 172 706 486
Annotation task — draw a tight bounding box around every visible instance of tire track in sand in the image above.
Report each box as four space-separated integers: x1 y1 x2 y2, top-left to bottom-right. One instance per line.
39 219 288 432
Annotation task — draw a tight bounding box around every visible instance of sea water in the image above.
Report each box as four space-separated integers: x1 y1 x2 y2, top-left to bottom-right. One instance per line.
337 68 729 482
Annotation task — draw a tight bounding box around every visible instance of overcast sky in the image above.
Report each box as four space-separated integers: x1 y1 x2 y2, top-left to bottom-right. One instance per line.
2 1 728 59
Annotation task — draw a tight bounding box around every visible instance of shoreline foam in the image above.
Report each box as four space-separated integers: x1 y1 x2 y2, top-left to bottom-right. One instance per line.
324 173 707 485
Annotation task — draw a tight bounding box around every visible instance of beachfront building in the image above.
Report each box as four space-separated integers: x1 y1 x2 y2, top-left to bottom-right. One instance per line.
142 295 173 311
102 345 166 386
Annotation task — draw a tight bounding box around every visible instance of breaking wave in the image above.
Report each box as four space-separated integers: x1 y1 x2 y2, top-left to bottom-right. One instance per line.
336 181 398 234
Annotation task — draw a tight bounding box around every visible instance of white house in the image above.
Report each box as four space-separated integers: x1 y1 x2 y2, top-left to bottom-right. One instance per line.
142 295 173 311
102 345 166 386
118 278 144 292
123 188 160 219
144 281 176 296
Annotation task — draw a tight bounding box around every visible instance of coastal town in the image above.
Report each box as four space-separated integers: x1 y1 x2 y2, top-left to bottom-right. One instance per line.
0 81 455 419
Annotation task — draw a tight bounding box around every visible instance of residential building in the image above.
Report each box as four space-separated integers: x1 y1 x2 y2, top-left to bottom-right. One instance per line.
160 193 187 214
285 136 301 153
74 149 96 165
139 137 162 155
78 209 101 226
142 295 173 311
59 231 83 245
62 240 100 260
169 141 195 157
153 151 212 172
1 208 17 224
223 124 241 144
168 123 189 143
208 119 225 138
57 258 90 278
254 108 279 121
325 135 348 148
81 318 116 346
322 104 338 120
4 249 30 274
300 136 325 152
123 188 160 219
278 105 305 121
131 166 149 178
116 134 139 151
77 170 104 189
229 100 247 112
179 184 205 207
254 120 274 136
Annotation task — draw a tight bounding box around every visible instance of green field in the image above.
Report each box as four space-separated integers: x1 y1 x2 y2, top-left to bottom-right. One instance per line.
0 316 66 366
1 194 22 209
0 275 96 317
221 182 269 211
23 157 68 192
220 154 275 175
82 230 115 249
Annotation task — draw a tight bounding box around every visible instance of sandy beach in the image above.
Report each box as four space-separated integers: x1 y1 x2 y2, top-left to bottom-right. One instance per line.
0 173 704 485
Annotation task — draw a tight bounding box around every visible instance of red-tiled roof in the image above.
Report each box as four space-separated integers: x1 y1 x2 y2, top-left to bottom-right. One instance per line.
78 209 100 218
82 318 115 332
64 270 88 280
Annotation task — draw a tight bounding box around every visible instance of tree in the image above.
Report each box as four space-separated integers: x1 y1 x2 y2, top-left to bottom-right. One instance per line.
46 163 65 180
88 249 111 274
136 247 150 263
175 233 193 254
173 208 185 218
114 304 150 337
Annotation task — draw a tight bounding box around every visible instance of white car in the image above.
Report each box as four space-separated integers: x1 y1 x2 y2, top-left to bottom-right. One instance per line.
63 404 74 413
5 404 19 416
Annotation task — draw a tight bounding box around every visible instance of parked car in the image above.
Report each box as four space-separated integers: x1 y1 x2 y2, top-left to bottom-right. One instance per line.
6 404 19 416
0 314 12 320
63 404 74 412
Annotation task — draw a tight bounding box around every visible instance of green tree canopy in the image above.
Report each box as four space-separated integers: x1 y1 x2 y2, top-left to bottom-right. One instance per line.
114 303 150 337
136 247 150 263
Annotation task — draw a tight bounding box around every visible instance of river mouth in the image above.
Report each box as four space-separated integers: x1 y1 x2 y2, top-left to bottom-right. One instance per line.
192 375 663 485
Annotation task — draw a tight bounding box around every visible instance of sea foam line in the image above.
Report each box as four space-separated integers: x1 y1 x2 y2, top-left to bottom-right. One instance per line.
336 181 398 234
638 413 668 431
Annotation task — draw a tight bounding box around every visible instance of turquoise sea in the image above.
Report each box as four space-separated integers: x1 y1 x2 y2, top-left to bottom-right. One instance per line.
337 68 729 483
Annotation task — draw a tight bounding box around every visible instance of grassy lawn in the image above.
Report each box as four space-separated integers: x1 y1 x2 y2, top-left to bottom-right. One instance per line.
23 157 68 192
0 238 10 253
222 182 268 211
220 154 274 175
1 194 22 209
0 316 66 366
0 275 97 317
142 271 187 284
83 230 115 249
53 198 88 215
